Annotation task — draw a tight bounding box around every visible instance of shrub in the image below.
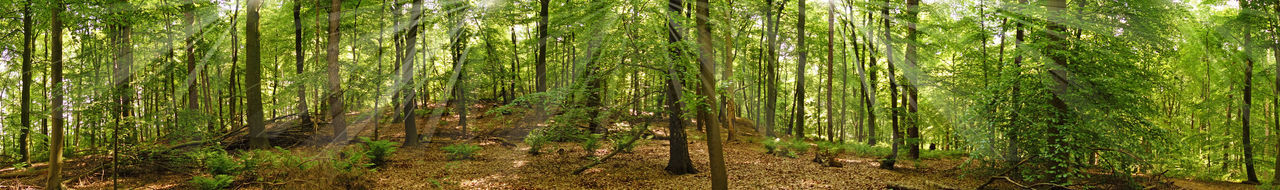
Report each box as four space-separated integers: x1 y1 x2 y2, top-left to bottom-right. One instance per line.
762 138 782 154
524 130 551 155
442 143 482 160
761 138 809 158
190 150 242 176
580 134 603 156
361 137 398 167
609 133 640 152
190 174 234 190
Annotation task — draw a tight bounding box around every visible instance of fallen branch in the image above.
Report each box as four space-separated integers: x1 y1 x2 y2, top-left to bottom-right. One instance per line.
572 123 648 175
989 176 1071 189
976 155 1037 189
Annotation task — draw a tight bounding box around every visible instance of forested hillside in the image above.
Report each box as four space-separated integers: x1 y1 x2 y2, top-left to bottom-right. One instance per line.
0 0 1276 189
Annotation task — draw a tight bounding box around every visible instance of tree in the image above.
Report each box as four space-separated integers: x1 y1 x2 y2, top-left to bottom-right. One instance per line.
246 0 269 149
664 0 697 175
880 0 901 170
536 0 549 92
112 0 134 187
904 0 920 160
186 0 201 115
19 0 33 164
825 0 835 142
295 0 310 124
1272 2 1280 186
764 0 783 138
1238 0 1259 184
401 0 425 147
694 0 728 188
792 0 807 138
327 0 347 142
46 0 66 188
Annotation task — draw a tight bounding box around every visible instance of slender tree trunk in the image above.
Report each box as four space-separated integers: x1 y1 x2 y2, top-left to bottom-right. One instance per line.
904 0 920 160
880 0 900 169
693 0 727 188
19 0 33 164
229 0 242 131
401 0 424 147
295 0 310 124
793 0 807 138
1238 0 1260 183
825 0 835 142
764 0 783 138
247 0 269 149
46 0 65 188
112 0 134 187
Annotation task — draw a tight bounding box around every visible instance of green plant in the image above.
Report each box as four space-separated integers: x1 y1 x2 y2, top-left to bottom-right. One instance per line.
609 133 640 152
524 130 551 155
580 134 602 155
762 138 782 154
190 149 242 175
361 137 399 167
190 174 234 190
442 143 482 160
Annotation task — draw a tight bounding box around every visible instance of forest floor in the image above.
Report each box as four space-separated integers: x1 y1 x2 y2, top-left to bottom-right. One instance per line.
0 103 1264 189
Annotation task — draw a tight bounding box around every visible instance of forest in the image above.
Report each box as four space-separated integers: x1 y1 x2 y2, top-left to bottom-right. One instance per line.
0 0 1277 189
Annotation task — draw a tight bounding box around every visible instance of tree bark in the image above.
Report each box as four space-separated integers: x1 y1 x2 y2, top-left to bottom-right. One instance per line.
825 0 835 142
664 0 697 175
295 0 310 124
536 0 549 92
793 0 807 138
19 0 33 164
880 0 900 169
694 0 728 187
46 0 65 188
401 0 424 147
904 0 920 160
327 0 347 143
186 1 200 113
246 0 269 149
1238 0 1260 183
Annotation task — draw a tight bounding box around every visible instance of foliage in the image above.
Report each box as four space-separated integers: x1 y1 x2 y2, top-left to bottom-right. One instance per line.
361 137 399 167
442 143 483 160
609 132 641 153
189 174 235 190
580 134 603 156
524 129 552 155
188 149 242 176
761 138 809 158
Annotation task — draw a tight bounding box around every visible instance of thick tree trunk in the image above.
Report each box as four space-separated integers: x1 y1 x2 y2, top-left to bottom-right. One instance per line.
327 0 347 142
46 0 65 188
246 0 269 149
1271 4 1280 184
536 0 549 92
401 0 424 147
186 1 200 114
112 0 134 187
825 0 835 142
693 0 728 188
664 0 697 175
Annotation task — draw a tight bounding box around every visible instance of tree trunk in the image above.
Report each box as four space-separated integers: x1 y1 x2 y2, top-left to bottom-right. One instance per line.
327 0 347 143
19 0 32 164
904 0 920 160
186 1 200 114
664 0 697 175
295 0 310 124
1271 3 1280 184
246 0 269 149
693 0 728 188
825 0 835 142
536 0 549 92
112 0 134 187
859 11 877 146
1238 0 1260 183
763 0 783 138
401 0 424 147
793 0 807 138
880 0 900 169
46 0 65 188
